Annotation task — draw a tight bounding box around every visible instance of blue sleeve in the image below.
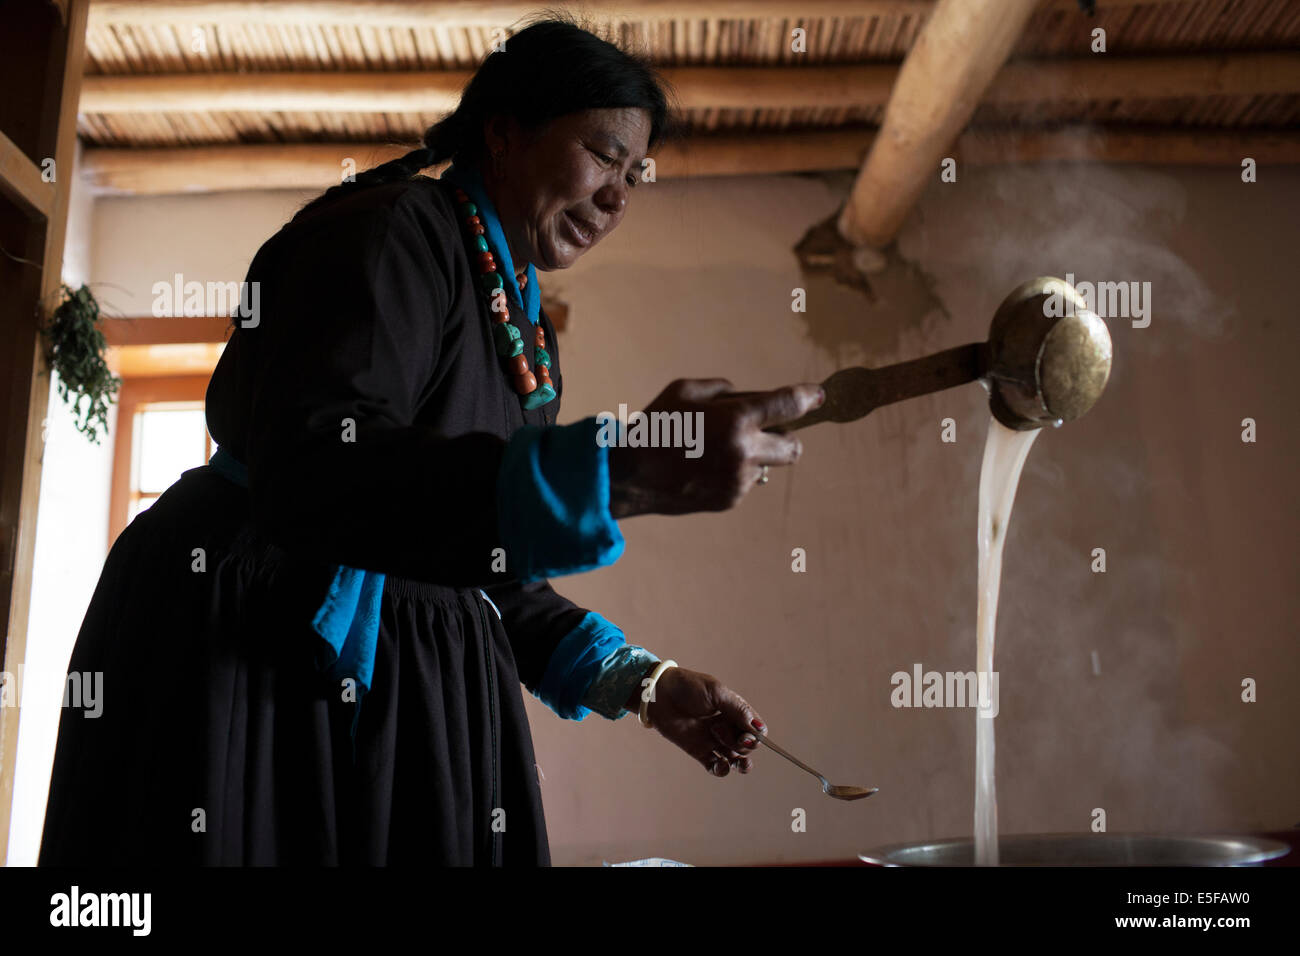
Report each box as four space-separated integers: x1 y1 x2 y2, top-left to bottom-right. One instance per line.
533 611 626 720
532 611 660 721
496 416 624 584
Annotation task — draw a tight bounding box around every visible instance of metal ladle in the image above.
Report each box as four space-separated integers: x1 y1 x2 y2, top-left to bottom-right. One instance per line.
762 277 1113 433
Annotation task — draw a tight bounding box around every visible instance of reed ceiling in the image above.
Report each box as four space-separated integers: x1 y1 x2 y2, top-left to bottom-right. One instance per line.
69 0 1300 193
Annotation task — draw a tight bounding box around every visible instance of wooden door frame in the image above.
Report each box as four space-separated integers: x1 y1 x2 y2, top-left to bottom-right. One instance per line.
0 0 89 864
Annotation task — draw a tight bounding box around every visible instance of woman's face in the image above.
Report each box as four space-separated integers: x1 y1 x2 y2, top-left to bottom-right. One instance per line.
483 107 653 273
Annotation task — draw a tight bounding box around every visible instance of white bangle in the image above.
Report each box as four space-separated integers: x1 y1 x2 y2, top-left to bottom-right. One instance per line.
638 659 677 729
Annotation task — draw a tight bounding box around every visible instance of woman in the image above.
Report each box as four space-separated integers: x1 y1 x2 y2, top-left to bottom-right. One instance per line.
39 18 822 865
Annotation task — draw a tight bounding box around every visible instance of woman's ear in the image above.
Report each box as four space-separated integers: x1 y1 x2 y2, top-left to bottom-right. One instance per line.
482 114 509 175
483 114 537 177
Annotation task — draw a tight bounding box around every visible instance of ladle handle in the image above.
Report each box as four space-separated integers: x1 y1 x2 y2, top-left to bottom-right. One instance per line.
727 342 986 434
845 342 986 414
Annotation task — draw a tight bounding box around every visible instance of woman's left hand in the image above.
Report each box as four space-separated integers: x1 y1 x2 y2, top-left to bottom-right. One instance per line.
641 667 765 777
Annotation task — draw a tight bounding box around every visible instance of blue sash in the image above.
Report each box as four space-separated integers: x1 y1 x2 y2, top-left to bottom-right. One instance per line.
208 446 381 743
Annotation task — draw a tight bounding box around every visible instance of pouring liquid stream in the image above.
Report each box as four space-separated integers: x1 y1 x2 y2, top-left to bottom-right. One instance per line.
974 415 1042 867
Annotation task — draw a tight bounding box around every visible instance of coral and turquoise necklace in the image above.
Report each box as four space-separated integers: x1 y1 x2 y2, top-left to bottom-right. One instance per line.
452 186 556 410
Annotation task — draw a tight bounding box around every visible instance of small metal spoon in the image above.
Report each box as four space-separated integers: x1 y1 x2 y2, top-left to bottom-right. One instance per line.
755 734 878 801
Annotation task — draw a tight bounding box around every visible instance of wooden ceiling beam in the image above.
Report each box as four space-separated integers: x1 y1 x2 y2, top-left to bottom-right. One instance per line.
79 127 1300 195
78 66 893 114
989 50 1300 103
85 0 1193 29
953 126 1300 164
79 138 865 193
79 52 1300 114
82 70 474 113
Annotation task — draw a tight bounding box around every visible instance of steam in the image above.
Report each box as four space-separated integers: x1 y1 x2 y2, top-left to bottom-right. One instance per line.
898 163 1237 354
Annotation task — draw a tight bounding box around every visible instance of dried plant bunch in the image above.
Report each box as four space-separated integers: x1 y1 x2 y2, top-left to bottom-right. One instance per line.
41 284 121 444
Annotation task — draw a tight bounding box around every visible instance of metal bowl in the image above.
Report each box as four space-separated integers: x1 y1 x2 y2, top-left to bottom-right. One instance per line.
859 833 1290 867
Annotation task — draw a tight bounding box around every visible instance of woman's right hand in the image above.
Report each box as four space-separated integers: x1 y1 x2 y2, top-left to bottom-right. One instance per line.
606 378 824 518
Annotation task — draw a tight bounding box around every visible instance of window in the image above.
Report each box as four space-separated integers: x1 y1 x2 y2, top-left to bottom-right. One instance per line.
109 375 213 543
128 402 212 521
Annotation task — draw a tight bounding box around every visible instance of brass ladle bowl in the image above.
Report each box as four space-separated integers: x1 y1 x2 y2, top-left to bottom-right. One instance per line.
984 277 1113 431
765 277 1113 433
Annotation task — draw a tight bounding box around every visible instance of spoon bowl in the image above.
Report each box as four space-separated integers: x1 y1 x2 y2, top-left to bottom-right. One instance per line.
825 784 879 801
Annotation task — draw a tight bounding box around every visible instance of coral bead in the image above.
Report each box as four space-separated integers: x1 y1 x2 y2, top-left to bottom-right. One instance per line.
536 365 552 386
471 224 485 236
535 328 545 346
514 371 537 395
478 252 496 271
507 353 529 375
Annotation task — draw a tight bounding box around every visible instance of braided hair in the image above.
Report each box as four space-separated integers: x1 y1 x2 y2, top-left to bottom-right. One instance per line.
293 14 677 222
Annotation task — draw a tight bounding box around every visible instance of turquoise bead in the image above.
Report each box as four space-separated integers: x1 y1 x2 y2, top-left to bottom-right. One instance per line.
479 272 503 294
473 235 490 254
459 201 478 218
533 346 551 368
523 384 557 409
492 323 522 356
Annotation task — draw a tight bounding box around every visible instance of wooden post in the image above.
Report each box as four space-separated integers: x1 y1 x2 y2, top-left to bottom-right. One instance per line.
838 0 1041 249
0 0 90 865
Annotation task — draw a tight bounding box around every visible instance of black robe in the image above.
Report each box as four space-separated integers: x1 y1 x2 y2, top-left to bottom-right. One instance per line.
39 174 597 865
